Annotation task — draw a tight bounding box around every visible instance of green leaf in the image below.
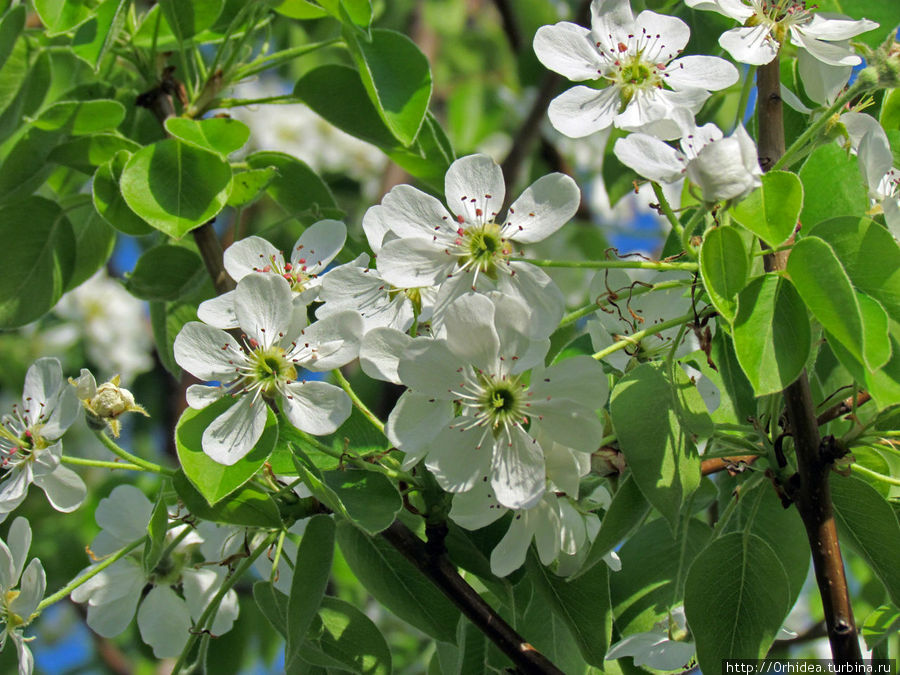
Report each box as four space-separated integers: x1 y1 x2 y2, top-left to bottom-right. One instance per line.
92 150 154 236
610 518 712 635
700 226 749 322
120 139 233 238
527 555 611 666
336 521 461 643
787 235 890 370
609 362 703 531
576 474 650 578
246 151 340 224
32 99 125 134
149 300 196 377
63 195 115 290
731 170 803 247
318 0 372 27
732 273 811 395
227 167 276 208
164 117 250 157
125 245 207 301
518 580 591 674
33 0 96 36
882 89 900 132
300 596 392 675
0 5 23 73
286 515 335 672
344 28 432 146
175 397 278 505
685 532 791 671
72 0 129 70
253 581 288 638
861 605 900 650
798 143 868 228
827 323 900 409
808 216 900 324
830 474 900 607
0 129 61 205
173 470 281 528
711 328 757 422
273 0 329 19
0 196 75 328
142 485 169 575
48 133 140 174
159 0 225 42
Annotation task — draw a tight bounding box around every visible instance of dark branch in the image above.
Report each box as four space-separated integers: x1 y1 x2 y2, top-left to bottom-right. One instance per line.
816 391 871 427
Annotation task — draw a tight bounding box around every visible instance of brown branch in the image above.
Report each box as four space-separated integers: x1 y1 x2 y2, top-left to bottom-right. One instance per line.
380 521 565 674
816 391 871 427
701 455 758 476
757 56 861 662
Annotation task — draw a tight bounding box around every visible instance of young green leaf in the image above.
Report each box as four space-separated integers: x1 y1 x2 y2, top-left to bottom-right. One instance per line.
71 0 129 70
298 596 392 675
700 226 749 322
92 150 154 236
798 143 868 228
142 485 170 575
731 170 803 247
32 99 125 134
172 471 281 528
246 151 340 224
164 117 250 157
63 196 115 291
125 245 207 302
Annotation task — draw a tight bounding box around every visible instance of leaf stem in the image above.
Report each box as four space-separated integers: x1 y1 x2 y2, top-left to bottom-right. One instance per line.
94 431 176 476
849 463 900 487
333 369 386 435
60 455 146 472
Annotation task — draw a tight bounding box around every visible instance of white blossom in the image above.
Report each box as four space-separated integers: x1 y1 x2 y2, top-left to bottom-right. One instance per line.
372 154 580 337
685 0 877 68
0 358 84 521
0 518 44 675
175 274 361 465
533 0 738 139
842 112 900 238
614 123 762 202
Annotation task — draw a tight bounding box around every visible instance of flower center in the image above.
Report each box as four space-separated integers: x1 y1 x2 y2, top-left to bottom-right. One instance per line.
3 589 25 629
247 345 297 397
456 222 511 279
254 254 313 294
470 373 527 435
747 0 812 41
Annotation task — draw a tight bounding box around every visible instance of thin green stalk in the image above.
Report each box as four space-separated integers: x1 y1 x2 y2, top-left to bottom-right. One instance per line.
36 536 146 612
850 463 900 487
773 80 865 171
591 312 696 361
270 530 287 584
333 369 386 435
213 94 302 109
652 182 683 239
512 258 698 272
232 38 341 80
172 532 278 675
94 431 176 476
60 455 145 472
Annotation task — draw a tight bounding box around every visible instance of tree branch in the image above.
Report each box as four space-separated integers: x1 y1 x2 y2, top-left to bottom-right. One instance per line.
380 521 565 674
756 56 861 662
816 391 871 427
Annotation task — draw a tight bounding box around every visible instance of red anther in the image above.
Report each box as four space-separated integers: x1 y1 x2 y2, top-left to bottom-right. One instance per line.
457 227 465 236
249 338 259 348
297 258 306 264
283 273 292 281
24 430 32 438
475 208 483 217
618 42 628 52
262 265 271 273
457 214 465 223
284 263 292 271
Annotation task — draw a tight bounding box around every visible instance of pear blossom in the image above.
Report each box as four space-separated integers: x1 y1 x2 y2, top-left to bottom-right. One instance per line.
383 294 607 509
606 629 695 671
841 112 900 238
0 358 85 521
0 518 45 675
71 485 239 659
197 220 347 329
614 123 762 202
372 154 580 337
69 370 149 438
175 274 361 465
533 0 738 139
684 0 877 68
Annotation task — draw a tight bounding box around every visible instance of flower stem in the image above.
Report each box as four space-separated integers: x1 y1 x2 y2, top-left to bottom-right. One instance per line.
94 431 176 476
60 455 146 472
651 182 683 239
333 369 386 436
36 536 147 613
513 258 698 272
172 532 278 675
849 463 900 487
590 312 696 362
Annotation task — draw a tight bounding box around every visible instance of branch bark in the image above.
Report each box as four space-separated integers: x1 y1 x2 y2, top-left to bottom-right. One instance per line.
381 521 565 675
756 56 862 662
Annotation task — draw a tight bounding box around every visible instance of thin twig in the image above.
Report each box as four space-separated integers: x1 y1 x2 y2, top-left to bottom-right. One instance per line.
816 391 871 427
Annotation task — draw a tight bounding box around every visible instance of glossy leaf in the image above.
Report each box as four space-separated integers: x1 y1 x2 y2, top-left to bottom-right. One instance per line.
32 99 125 134
861 605 900 650
120 139 233 238
48 133 140 174
133 2 224 48
286 515 335 672
299 596 392 675
731 170 802 247
827 324 900 409
164 117 250 157
159 0 225 41
172 470 281 528
700 226 749 322
72 0 129 70
149 300 196 377
318 0 372 26
733 274 811 395
830 475 900 606
93 150 154 236
33 0 96 36
63 196 116 291
0 129 61 205
227 167 277 208
609 362 704 531
344 28 432 146
126 245 207 301
0 5 23 72
273 0 329 19
798 143 868 228
0 197 75 328
246 151 340 224
336 521 461 643
685 533 791 671
175 397 278 505
254 581 288 638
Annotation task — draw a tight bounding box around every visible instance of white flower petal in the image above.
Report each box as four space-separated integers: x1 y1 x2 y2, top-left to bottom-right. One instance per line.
504 173 580 244
490 515 532 577
33 464 86 513
794 29 861 66
606 632 696 671
548 85 620 139
448 481 508 530
719 25 778 65
95 485 153 544
0 467 32 520
684 0 752 21
234 274 293 348
687 124 762 201
202 395 268 465
441 295 500 371
10 558 44 620
533 22 606 81
377 238 455 288
76 560 144 637
590 0 635 50
380 184 455 239
137 586 193 658
6 517 31 585
197 292 239 330
798 48 850 105
633 10 690 57
800 14 878 41
360 327 415 384
445 154 505 226
544 441 589 495
291 219 347 274
174 322 243 381
182 568 239 635
558 497 587 556
498 262 565 338
397 340 466 399
385 391 455 461
663 55 738 91
425 423 493 493
281 380 351 436
292 311 362 371
529 399 605 453
14 633 33 675
533 496 563 564
361 205 393 253
185 384 225 410
22 358 64 420
490 426 546 510
614 134 685 184
223 235 281 281
531 355 608 408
